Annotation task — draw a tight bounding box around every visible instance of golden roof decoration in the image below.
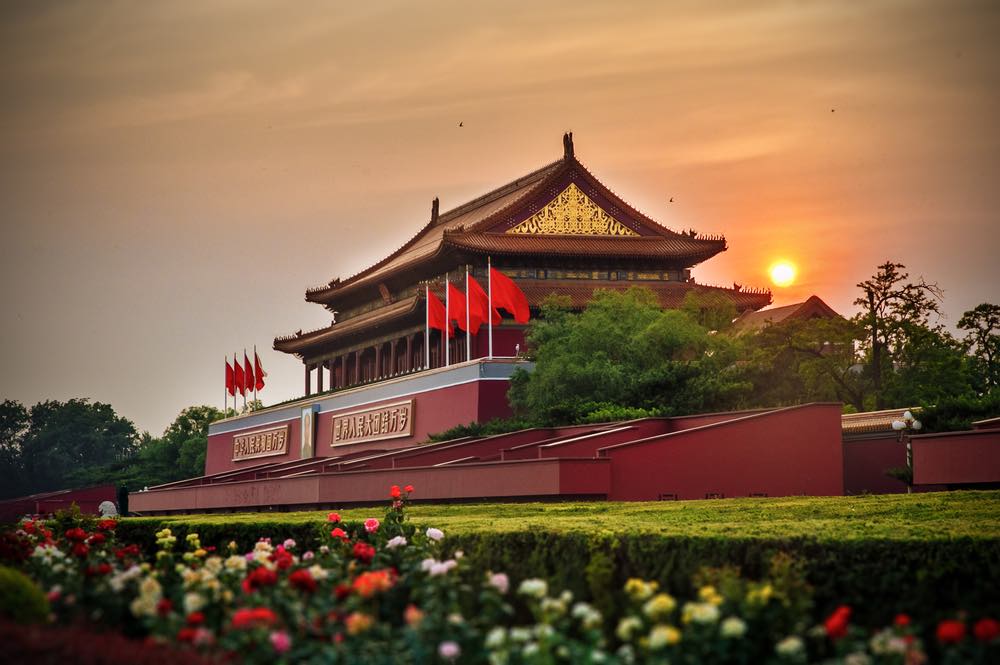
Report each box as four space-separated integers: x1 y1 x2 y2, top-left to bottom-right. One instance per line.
507 183 638 236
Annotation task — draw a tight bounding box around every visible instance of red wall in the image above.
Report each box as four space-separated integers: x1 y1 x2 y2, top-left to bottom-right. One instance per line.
0 485 118 522
205 378 514 476
912 430 1000 485
130 459 611 513
842 437 908 494
603 404 844 500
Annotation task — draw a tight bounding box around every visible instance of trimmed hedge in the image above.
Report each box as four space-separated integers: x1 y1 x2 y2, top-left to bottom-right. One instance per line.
115 520 1000 629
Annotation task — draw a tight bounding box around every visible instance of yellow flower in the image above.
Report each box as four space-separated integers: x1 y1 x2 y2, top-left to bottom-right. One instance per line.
747 583 774 607
194 548 207 557
698 585 724 606
648 625 681 649
345 612 373 635
642 593 677 621
625 578 658 601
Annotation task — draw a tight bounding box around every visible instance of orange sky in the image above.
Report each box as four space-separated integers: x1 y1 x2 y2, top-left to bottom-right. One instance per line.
1 1 998 434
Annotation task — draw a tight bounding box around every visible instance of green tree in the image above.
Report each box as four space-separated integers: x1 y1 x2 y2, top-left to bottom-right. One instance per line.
745 316 869 411
17 399 140 496
854 262 944 409
680 290 737 332
958 303 1000 392
508 287 750 424
0 400 30 499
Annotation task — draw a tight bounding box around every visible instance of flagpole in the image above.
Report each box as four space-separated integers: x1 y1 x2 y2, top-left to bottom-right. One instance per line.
487 257 493 359
254 344 258 405
465 266 471 362
445 274 450 367
224 357 227 415
424 282 431 370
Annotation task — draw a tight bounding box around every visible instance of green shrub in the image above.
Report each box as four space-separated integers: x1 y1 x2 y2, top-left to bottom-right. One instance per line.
0 565 49 624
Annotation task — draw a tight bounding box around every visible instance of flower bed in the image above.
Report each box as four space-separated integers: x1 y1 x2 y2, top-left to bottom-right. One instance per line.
2 486 998 664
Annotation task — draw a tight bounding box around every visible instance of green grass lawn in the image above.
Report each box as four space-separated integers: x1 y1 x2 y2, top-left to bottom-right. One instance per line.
136 489 1000 541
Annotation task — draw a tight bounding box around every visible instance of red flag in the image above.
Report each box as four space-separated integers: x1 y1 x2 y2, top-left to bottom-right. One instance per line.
254 351 266 391
225 359 235 397
489 267 530 323
427 290 454 337
466 275 498 334
244 353 254 393
234 355 245 396
448 282 468 332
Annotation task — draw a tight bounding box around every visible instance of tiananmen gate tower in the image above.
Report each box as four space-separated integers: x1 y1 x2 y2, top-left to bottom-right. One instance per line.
275 133 770 396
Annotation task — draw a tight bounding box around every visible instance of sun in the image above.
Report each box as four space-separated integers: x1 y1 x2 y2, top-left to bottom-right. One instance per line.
768 260 797 287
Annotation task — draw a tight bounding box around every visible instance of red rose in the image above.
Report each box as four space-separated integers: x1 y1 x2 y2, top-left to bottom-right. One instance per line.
824 605 852 640
156 598 173 616
894 613 911 627
330 528 348 541
88 532 106 545
65 527 88 542
327 512 341 523
404 485 414 493
390 485 401 499
973 618 1000 642
177 627 198 643
72 543 90 558
352 542 375 564
270 547 293 570
97 562 111 575
936 619 966 644
242 566 279 593
334 583 352 600
97 519 117 531
186 611 205 626
289 568 318 593
232 606 277 629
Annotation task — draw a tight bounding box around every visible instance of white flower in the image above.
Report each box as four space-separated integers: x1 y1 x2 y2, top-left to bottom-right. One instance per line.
616 616 643 641
488 572 509 594
386 536 407 549
309 564 329 581
517 578 548 599
720 616 747 638
485 627 506 648
775 636 804 657
522 642 539 657
421 558 436 572
224 555 247 571
109 565 143 593
683 601 720 624
509 627 532 643
430 559 457 576
448 612 464 624
845 653 872 665
183 592 205 614
426 527 444 541
572 602 603 630
533 624 554 639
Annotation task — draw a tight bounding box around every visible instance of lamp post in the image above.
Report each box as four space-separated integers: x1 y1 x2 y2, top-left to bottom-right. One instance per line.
891 410 922 494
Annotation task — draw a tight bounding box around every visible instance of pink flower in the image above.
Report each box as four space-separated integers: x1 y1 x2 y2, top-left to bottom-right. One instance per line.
283 538 296 550
269 630 292 654
330 528 348 541
364 518 380 534
438 641 461 661
327 512 341 523
489 573 510 595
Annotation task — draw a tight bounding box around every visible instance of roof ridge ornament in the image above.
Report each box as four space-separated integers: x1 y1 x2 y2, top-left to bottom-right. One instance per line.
431 197 440 223
563 131 574 158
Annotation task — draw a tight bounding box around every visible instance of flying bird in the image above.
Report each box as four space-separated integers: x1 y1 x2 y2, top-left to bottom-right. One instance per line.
669 197 674 203
458 121 463 127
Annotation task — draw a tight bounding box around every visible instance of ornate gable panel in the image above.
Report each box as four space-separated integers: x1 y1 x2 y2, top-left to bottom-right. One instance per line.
507 183 639 236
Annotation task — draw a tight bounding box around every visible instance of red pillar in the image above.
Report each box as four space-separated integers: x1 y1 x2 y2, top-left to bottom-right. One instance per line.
354 351 361 385
406 335 414 372
304 363 312 396
317 360 325 393
390 340 397 376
